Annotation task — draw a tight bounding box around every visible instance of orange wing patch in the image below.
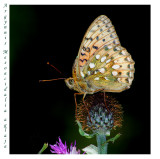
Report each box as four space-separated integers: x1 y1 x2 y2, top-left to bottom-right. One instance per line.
78 15 120 68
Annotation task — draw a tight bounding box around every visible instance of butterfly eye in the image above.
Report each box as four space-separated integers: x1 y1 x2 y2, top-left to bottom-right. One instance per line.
65 78 75 90
69 79 74 85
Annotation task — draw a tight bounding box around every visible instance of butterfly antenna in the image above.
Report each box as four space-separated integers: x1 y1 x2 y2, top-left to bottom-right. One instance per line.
39 78 66 83
47 61 67 78
39 62 67 83
47 62 61 74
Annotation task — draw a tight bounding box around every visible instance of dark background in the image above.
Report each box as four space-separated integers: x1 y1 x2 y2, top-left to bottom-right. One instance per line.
10 5 150 154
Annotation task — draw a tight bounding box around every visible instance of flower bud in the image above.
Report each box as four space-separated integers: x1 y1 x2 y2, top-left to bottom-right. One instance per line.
76 93 123 135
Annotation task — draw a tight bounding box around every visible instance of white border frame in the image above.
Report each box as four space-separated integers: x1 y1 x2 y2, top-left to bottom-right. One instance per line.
0 0 158 159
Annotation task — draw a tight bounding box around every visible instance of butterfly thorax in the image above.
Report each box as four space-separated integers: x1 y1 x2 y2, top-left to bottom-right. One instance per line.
65 77 95 94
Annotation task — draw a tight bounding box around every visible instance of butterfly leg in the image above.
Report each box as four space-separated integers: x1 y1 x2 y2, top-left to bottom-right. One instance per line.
74 93 91 122
82 93 93 123
93 89 110 112
103 92 110 112
74 92 84 119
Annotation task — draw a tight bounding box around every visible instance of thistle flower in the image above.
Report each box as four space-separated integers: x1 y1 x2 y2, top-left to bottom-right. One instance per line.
76 93 123 154
76 93 123 135
50 137 81 154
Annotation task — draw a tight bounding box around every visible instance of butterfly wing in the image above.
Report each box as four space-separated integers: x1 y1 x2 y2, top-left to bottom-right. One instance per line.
75 15 134 92
73 15 111 77
76 15 120 77
84 45 135 92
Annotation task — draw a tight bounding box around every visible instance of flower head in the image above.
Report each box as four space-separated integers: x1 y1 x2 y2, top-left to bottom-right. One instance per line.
50 137 81 154
76 93 123 135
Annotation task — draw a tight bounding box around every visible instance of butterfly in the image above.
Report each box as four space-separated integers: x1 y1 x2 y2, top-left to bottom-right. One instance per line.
65 15 135 103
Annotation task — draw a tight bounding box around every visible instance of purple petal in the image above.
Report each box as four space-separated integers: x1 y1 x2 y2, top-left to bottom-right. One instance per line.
74 140 76 146
50 137 81 154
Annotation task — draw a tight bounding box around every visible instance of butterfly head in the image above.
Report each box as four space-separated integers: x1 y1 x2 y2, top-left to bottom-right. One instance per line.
65 78 75 90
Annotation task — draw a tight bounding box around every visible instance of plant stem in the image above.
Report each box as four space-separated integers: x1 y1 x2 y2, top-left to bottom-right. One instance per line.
96 134 108 154
38 143 48 154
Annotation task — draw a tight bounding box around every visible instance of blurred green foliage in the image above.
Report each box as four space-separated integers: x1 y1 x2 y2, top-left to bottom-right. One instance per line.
10 6 36 74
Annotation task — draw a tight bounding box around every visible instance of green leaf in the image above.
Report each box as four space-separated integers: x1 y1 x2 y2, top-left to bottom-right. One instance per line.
102 133 121 146
76 120 95 138
105 130 110 136
38 143 48 154
82 144 98 154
